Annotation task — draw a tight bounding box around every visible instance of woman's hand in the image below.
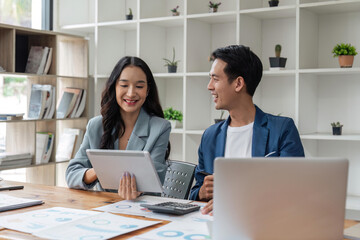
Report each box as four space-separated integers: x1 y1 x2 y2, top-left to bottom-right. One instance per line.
118 172 142 200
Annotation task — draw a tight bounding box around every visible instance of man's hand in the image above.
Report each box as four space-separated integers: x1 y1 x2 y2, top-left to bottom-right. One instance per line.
201 199 213 216
118 172 141 200
83 168 97 184
198 175 214 201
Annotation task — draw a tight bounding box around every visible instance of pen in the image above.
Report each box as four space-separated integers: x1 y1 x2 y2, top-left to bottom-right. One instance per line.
200 171 212 176
0 185 24 191
265 151 276 157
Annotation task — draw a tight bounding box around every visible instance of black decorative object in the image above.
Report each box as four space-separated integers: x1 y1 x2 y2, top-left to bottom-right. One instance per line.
269 0 279 7
168 65 177 73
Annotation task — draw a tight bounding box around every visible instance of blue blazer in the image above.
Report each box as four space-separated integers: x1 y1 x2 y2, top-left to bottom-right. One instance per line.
189 106 305 200
66 108 171 191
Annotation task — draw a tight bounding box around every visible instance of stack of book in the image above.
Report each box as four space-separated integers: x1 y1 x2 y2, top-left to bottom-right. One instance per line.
35 132 54 164
28 84 56 120
56 128 84 162
56 87 86 119
0 113 24 121
0 152 32 168
25 46 53 75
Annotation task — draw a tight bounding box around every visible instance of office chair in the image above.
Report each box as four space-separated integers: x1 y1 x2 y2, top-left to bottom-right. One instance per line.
162 160 196 199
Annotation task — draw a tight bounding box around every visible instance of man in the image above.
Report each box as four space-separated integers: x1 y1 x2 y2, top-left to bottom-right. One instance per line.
189 45 304 215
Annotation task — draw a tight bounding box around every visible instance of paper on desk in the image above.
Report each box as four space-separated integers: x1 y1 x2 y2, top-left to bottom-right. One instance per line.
95 197 213 223
34 212 161 240
128 221 211 240
94 195 191 217
344 223 360 240
0 207 98 233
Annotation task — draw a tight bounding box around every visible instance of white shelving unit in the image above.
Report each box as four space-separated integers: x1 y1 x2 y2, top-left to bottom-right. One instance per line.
55 0 360 196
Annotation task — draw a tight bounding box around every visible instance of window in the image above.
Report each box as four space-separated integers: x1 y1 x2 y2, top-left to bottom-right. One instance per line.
0 0 52 30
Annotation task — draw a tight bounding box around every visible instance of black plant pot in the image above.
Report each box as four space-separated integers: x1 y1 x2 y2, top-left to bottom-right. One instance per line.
332 127 342 135
268 0 279 7
269 57 287 68
126 15 133 20
168 65 177 73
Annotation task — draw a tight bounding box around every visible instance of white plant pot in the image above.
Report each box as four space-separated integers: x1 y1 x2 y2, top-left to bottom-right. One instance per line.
169 120 182 129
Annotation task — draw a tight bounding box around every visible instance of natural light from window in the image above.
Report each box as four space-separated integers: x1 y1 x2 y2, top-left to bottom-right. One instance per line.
0 0 42 29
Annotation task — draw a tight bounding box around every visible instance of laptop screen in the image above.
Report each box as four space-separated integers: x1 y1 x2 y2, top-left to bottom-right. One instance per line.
213 157 348 240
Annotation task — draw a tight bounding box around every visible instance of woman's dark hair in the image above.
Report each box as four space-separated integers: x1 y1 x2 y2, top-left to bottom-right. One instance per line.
100 56 164 149
211 45 263 96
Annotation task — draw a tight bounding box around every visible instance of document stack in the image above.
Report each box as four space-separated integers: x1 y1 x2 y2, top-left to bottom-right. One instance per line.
0 152 32 169
28 84 56 120
56 87 86 119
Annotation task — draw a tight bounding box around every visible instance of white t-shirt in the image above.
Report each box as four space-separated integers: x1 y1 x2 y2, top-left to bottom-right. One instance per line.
224 122 254 158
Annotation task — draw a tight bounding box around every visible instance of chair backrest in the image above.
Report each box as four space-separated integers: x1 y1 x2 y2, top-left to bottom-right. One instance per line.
162 160 196 199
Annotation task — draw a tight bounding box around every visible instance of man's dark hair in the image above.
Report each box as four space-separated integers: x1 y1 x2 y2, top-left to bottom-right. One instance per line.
211 45 263 96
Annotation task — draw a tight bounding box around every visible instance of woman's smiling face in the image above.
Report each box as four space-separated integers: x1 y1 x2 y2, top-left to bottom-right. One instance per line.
116 65 148 116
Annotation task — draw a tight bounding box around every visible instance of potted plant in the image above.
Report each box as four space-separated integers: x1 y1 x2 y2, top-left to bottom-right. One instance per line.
209 1 221 13
126 8 133 20
163 47 180 73
171 6 180 16
332 43 357 68
269 44 287 69
164 107 183 129
331 122 343 135
268 0 279 7
214 110 225 123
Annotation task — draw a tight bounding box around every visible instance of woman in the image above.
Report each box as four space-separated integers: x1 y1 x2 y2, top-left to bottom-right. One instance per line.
66 56 171 200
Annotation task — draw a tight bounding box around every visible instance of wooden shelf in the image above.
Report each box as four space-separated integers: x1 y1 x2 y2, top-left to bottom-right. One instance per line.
240 6 297 19
301 133 360 141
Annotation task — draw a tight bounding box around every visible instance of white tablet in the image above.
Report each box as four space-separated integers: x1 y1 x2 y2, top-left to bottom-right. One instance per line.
86 149 163 193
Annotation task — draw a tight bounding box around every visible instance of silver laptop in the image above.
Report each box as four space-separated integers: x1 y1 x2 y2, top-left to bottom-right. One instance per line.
213 157 348 240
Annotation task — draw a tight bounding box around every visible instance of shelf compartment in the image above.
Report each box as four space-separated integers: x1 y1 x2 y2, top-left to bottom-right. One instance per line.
185 77 212 130
240 0 297 10
0 26 15 73
188 0 238 15
298 74 360 134
299 8 360 69
240 6 297 19
185 134 202 164
140 0 184 19
169 133 183 161
300 0 360 15
58 0 95 26
140 22 184 73
15 30 56 74
98 21 137 31
97 26 137 76
155 77 183 115
187 12 238 23
240 14 296 71
187 18 236 72
98 0 137 22
254 75 296 120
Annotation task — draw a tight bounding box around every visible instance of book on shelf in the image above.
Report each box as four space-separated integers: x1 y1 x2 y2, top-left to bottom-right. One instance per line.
0 113 24 121
43 47 53 74
56 128 84 161
0 194 43 212
56 87 85 119
68 88 86 118
25 46 53 75
28 84 55 120
35 132 54 164
0 152 32 168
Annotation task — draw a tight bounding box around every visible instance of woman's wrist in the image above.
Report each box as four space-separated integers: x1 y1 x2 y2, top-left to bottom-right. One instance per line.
83 168 97 184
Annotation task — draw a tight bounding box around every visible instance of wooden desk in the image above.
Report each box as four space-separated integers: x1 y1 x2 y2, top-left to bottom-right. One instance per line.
0 181 169 239
0 181 358 240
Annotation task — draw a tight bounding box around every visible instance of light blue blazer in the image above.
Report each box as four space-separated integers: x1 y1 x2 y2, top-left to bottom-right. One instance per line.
65 108 171 191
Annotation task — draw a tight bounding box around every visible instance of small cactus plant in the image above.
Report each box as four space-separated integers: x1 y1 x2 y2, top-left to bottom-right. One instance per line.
275 44 281 57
